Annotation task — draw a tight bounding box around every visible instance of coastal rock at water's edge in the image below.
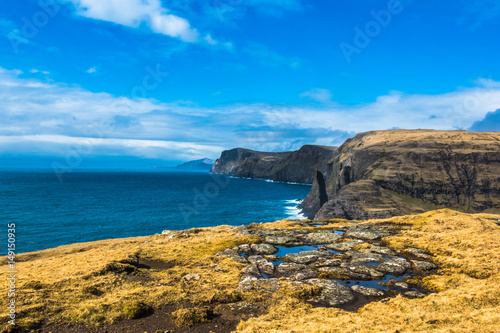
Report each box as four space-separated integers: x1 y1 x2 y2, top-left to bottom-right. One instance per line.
210 145 338 184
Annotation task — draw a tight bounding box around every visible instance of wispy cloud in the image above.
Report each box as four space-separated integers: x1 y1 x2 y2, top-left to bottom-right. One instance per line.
300 88 333 103
458 0 500 28
68 0 200 42
243 42 301 68
86 66 97 74
1 67 500 161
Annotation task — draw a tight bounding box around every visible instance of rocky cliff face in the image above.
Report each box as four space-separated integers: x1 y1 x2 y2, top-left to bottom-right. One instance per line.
210 145 338 184
312 130 500 220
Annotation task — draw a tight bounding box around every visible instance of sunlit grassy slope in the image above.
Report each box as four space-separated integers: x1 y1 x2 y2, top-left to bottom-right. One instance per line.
1 209 499 332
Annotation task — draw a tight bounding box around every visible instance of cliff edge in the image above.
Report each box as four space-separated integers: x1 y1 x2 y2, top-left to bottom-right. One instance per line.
210 145 338 184
310 129 500 220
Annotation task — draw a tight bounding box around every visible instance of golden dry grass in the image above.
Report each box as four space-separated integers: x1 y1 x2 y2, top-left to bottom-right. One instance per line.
237 209 500 332
1 209 499 332
0 225 259 331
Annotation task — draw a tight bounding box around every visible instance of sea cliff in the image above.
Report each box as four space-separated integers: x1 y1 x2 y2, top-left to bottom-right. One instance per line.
210 145 338 184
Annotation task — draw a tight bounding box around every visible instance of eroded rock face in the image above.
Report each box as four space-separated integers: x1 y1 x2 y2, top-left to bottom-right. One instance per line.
210 145 338 184
312 130 500 220
299 170 329 218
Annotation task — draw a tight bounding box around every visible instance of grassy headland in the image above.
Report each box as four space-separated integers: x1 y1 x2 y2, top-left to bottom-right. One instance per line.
1 209 499 332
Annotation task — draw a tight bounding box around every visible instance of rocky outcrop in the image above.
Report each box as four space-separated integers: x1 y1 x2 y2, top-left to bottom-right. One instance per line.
217 220 437 307
210 145 338 184
298 170 329 218
311 130 500 220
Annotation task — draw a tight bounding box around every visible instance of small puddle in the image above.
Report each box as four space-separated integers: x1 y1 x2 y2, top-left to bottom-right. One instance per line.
275 245 339 257
334 231 345 235
334 274 407 290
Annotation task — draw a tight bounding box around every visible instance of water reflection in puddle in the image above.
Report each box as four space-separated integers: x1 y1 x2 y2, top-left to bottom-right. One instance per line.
334 274 406 290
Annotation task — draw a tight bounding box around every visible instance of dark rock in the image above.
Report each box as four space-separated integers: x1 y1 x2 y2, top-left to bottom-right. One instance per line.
305 279 356 306
351 285 384 297
211 145 338 185
299 170 329 218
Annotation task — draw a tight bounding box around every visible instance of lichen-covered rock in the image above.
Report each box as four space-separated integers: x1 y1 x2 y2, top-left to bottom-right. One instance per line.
251 243 278 255
305 279 356 306
302 232 342 244
370 245 396 256
345 226 389 240
254 279 281 293
216 248 248 264
326 239 363 251
412 260 438 270
265 236 299 246
351 285 384 297
406 247 432 260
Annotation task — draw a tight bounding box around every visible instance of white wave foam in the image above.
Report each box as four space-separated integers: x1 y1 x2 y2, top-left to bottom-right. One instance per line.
284 199 306 219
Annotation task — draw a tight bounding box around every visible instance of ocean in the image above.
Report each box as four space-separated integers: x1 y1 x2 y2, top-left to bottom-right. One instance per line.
0 170 311 255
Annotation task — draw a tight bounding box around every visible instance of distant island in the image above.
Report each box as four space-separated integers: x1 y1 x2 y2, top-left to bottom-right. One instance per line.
168 158 215 171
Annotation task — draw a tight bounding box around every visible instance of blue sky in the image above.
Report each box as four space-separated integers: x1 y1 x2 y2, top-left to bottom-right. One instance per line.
0 0 499 168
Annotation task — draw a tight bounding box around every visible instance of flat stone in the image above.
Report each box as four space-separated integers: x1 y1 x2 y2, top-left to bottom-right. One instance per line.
241 265 261 278
251 243 278 255
305 279 356 306
345 226 388 240
406 248 432 260
237 275 257 292
394 282 409 289
238 244 252 254
216 248 248 264
351 285 384 297
266 255 282 262
318 266 371 280
254 278 281 293
404 291 426 298
248 255 274 277
370 245 396 256
350 252 386 264
290 269 319 281
314 259 342 267
265 236 299 245
285 253 320 265
412 260 438 270
325 240 363 251
344 264 385 279
183 273 200 281
374 262 407 275
302 232 342 244
276 263 309 274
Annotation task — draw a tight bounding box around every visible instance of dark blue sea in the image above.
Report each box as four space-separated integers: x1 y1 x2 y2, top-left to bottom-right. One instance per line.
0 170 311 255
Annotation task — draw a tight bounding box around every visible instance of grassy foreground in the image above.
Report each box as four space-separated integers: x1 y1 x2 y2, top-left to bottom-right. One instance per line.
1 209 500 332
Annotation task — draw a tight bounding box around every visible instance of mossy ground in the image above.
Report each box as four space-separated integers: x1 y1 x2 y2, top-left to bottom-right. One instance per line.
1 209 499 332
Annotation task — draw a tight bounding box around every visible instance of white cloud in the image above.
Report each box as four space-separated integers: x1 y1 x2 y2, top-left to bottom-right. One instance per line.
204 34 218 45
1 67 500 161
68 0 200 42
86 66 97 74
300 88 333 103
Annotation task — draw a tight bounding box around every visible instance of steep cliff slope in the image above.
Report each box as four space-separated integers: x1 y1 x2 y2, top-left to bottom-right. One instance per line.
311 130 500 220
211 145 338 184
